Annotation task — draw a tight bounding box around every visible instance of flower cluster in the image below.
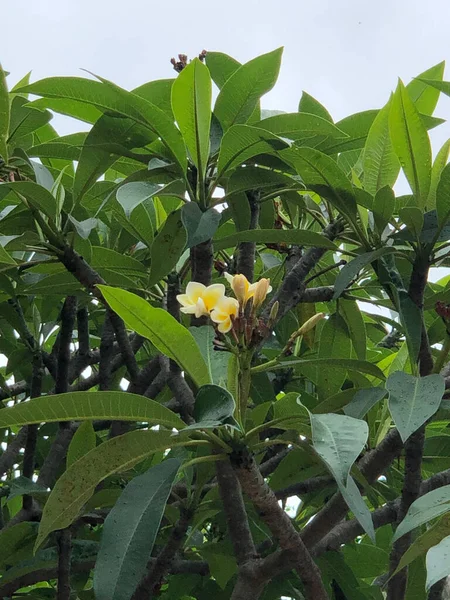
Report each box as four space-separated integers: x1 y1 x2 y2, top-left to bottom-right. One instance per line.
177 274 272 335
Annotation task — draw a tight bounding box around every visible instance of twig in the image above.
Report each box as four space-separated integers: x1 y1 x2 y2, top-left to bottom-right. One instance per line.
190 239 213 326
0 428 28 478
55 296 77 396
23 353 43 511
98 313 115 392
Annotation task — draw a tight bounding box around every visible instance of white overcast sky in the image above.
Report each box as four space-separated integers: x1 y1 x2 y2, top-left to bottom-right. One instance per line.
2 0 450 285
3 0 450 132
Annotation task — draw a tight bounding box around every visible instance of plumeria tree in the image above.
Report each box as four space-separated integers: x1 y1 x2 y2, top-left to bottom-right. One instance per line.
2 48 450 599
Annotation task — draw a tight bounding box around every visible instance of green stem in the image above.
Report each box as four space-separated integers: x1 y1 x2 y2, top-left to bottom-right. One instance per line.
183 454 227 470
237 351 253 428
433 335 450 374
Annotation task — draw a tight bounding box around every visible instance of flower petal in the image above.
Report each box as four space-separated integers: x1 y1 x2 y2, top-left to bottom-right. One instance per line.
176 293 193 308
185 281 206 302
202 284 226 311
194 297 209 318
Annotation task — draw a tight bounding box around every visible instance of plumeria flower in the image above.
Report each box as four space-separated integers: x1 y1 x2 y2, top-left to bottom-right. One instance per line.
177 282 225 318
210 296 239 333
225 273 272 307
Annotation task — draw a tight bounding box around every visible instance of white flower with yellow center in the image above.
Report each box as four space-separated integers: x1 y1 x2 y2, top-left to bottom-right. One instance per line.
176 282 225 318
210 296 239 333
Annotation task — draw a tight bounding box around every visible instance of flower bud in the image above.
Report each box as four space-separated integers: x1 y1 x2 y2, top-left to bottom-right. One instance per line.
297 312 326 336
232 274 249 306
252 278 271 310
268 301 279 327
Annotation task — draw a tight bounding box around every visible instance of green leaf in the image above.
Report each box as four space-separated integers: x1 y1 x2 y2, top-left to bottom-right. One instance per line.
372 185 395 233
67 421 96 468
394 513 450 577
338 475 376 542
214 228 337 251
319 109 378 154
386 372 445 442
255 113 347 141
193 384 235 425
189 326 229 387
214 48 283 131
333 248 397 299
149 209 188 285
0 64 9 160
298 91 333 122
116 181 172 218
19 77 187 174
36 430 186 551
0 522 38 571
93 459 180 600
426 534 450 590
0 391 184 430
310 412 368 487
339 299 367 360
344 387 387 419
98 286 210 388
428 138 450 210
363 100 400 195
172 58 211 179
217 124 289 177
0 181 57 220
389 80 432 207
27 97 103 123
0 243 16 265
436 162 450 228
206 52 241 89
407 61 445 116
181 203 221 248
280 146 358 226
392 484 450 542
281 358 385 380
317 313 352 396
399 206 424 240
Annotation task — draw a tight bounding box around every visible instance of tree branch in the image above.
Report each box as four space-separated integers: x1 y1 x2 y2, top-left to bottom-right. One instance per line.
56 529 72 600
0 428 28 478
190 239 213 326
236 191 260 282
232 449 328 599
216 457 257 565
262 221 343 323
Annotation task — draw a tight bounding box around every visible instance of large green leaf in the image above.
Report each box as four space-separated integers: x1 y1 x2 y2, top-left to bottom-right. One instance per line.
386 372 445 442
339 475 376 542
189 326 229 387
214 48 283 131
0 64 9 160
255 112 347 141
407 61 445 116
98 286 211 387
363 100 400 195
0 181 57 220
393 485 450 542
372 185 395 233
310 412 368 487
428 138 450 210
216 124 289 177
149 209 188 285
36 430 187 550
67 421 97 468
426 535 450 591
93 459 180 600
389 80 432 207
193 384 235 425
0 391 184 430
333 248 397 299
436 162 450 228
281 357 385 380
317 313 351 396
339 299 367 361
206 52 241 89
0 243 16 265
172 58 211 179
318 109 378 154
18 77 187 174
181 203 221 248
298 91 333 122
280 146 358 226
214 228 337 251
344 387 387 419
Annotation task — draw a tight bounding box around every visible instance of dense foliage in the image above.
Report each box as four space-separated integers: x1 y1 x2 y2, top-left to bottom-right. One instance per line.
1 48 450 599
